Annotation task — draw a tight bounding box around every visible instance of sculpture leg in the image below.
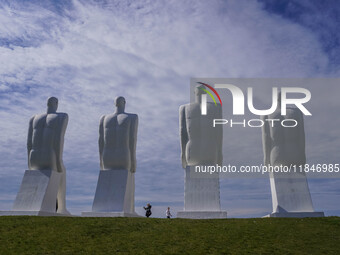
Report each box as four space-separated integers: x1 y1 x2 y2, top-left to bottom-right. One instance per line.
125 172 135 213
56 171 70 215
269 170 314 213
184 166 221 211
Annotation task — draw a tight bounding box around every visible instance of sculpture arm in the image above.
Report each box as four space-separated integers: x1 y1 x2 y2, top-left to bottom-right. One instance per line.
298 111 306 164
179 105 188 169
129 114 138 173
55 113 68 173
27 116 34 169
98 115 105 170
261 115 271 166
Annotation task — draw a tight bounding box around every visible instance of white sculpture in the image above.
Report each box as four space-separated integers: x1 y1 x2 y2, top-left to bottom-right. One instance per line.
26 97 69 214
83 96 139 217
262 95 324 217
177 85 227 219
99 96 138 173
0 97 70 216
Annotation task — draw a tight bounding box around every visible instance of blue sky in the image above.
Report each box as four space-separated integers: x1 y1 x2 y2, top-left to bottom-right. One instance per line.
0 0 339 218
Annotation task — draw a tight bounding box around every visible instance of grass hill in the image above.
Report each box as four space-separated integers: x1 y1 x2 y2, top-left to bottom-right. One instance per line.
0 216 339 254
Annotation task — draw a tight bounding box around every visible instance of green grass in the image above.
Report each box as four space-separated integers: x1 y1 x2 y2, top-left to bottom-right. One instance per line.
0 217 339 254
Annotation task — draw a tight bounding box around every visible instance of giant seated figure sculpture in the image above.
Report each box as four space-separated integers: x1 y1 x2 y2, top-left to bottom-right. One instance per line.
177 85 227 219
262 94 324 217
10 97 70 216
83 96 139 217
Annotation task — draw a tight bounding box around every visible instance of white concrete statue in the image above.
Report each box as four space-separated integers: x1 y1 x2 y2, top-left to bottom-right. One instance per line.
177 85 227 219
26 97 69 214
83 96 138 217
262 94 324 217
99 96 138 173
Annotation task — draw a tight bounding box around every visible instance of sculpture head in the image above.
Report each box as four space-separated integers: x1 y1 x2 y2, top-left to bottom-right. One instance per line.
195 85 206 103
47 97 58 113
115 96 126 113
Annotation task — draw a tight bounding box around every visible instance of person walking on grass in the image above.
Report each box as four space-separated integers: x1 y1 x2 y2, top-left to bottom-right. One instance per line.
144 203 152 218
166 207 172 219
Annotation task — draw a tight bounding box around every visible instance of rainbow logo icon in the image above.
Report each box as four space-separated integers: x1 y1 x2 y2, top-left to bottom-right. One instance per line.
197 82 222 106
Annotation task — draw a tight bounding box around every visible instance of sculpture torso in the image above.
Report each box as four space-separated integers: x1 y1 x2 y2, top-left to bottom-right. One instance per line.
180 102 222 166
100 112 138 171
28 112 68 171
267 108 305 166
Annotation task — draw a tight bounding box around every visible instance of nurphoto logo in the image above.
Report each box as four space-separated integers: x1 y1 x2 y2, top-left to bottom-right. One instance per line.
197 81 312 128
